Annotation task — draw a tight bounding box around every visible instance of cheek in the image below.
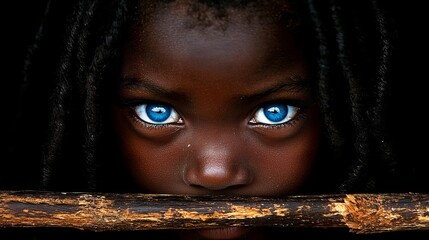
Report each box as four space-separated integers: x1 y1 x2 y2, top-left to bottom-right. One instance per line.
253 113 321 195
123 144 184 193
112 110 186 193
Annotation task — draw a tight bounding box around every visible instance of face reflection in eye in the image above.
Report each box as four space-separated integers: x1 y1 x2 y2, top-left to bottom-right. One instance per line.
250 102 300 126
134 102 182 125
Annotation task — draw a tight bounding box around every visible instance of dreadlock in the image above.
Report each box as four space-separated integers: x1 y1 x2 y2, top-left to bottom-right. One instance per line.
305 0 396 192
13 0 134 191
15 0 396 193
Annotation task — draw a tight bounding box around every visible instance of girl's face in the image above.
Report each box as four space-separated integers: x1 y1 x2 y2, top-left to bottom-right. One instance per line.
113 2 320 239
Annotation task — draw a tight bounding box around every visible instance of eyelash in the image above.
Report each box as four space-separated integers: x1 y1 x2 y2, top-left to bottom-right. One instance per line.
121 100 306 129
129 112 176 129
249 100 308 129
121 100 182 129
250 111 307 129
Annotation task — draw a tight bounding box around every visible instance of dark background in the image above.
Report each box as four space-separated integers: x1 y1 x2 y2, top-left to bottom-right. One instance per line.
1 1 427 189
2 0 51 168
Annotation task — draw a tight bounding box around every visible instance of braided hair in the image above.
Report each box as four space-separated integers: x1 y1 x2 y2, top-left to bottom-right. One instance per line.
10 0 398 193
305 0 397 193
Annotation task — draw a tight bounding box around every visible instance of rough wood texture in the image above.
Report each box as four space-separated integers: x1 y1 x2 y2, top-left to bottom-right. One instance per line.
0 191 428 234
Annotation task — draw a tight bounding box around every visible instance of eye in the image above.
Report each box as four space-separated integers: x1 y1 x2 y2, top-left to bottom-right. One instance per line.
134 103 182 125
250 102 300 125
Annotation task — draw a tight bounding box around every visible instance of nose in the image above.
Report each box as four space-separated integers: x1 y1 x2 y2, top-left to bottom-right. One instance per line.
183 139 253 191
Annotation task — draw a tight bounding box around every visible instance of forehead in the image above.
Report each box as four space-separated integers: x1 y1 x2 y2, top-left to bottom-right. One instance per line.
135 0 299 31
125 0 305 75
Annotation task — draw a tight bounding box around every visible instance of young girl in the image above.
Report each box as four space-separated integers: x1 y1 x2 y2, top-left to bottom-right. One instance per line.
4 0 425 239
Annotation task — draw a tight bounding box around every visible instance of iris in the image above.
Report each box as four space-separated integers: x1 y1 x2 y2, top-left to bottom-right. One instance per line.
146 104 171 122
134 102 181 125
263 103 288 123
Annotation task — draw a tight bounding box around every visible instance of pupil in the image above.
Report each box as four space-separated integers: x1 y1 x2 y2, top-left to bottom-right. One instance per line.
146 104 171 122
263 104 287 122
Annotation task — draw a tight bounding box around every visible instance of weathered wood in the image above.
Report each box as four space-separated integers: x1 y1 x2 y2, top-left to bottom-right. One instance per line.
0 191 428 234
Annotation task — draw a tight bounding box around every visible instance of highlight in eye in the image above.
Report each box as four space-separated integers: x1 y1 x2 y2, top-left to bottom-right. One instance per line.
249 102 300 125
134 102 182 125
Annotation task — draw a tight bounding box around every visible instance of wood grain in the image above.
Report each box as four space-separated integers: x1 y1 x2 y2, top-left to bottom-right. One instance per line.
0 191 428 234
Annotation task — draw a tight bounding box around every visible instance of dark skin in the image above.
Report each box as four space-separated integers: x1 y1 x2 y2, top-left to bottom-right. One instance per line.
112 1 321 239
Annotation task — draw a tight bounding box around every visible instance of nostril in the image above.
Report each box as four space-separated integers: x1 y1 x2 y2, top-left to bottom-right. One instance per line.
184 164 252 191
188 183 248 191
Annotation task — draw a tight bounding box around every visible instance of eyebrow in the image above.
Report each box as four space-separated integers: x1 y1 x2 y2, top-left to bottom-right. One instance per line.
119 76 188 102
119 76 310 102
240 76 311 102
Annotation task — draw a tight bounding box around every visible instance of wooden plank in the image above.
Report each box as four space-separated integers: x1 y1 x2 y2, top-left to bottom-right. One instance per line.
0 191 428 234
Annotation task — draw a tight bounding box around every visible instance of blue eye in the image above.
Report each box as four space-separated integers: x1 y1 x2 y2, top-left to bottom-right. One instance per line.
250 103 300 125
134 103 181 125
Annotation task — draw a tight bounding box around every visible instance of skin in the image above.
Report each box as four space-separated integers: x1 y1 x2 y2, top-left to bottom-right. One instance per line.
112 2 321 239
